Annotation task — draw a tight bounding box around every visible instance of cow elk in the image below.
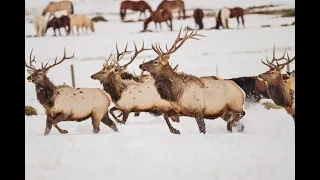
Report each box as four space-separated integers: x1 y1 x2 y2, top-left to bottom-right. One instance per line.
91 42 181 134
258 46 295 121
139 28 246 134
25 48 118 136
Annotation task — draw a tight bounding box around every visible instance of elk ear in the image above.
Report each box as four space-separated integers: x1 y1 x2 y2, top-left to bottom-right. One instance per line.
27 69 34 75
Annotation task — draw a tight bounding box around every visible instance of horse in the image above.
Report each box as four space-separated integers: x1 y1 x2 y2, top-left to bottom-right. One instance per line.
193 8 204 30
45 15 70 36
70 14 95 35
215 7 245 29
33 15 48 36
156 0 186 20
42 1 74 19
120 0 153 21
143 9 173 32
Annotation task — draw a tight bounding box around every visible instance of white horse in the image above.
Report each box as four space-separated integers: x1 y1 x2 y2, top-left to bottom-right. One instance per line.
215 7 245 29
33 15 49 36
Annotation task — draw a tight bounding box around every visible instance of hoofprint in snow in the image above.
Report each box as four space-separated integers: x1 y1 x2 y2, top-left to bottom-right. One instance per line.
25 0 295 180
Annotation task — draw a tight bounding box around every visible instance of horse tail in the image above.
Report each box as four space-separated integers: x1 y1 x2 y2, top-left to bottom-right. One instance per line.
217 9 222 20
70 2 74 14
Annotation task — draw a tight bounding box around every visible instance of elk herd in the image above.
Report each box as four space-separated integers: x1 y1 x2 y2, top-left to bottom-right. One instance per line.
25 28 295 136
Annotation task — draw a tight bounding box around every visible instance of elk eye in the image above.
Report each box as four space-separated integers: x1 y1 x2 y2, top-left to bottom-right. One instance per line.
38 73 42 75
153 61 158 65
102 72 105 74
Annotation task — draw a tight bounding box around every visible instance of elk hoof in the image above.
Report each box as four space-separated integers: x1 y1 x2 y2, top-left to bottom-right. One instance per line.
172 118 180 123
93 127 100 134
119 121 126 125
236 123 245 132
60 130 68 134
171 129 180 135
44 129 50 136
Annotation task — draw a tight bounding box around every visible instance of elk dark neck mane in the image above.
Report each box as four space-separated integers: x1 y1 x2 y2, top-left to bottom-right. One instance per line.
152 65 205 101
120 72 140 82
102 72 128 102
35 77 56 107
266 76 293 107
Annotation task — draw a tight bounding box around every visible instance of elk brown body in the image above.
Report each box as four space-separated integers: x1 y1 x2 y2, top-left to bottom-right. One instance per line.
139 28 246 133
26 48 118 136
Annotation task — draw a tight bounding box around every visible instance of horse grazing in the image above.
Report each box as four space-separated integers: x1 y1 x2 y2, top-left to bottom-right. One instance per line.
215 7 245 29
143 9 173 32
42 0 74 19
120 0 153 21
193 8 204 30
33 15 47 36
157 0 186 20
45 15 70 36
70 14 95 35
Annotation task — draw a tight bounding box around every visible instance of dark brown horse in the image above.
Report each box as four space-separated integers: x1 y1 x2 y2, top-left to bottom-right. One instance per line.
45 15 70 36
157 0 186 20
193 8 204 29
120 0 153 21
143 9 173 31
215 7 245 29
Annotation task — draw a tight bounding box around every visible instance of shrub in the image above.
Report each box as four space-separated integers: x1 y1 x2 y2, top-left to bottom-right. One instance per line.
25 106 37 116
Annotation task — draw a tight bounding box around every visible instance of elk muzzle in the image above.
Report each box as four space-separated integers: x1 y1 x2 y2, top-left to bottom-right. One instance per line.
91 74 98 80
27 76 33 82
139 64 147 71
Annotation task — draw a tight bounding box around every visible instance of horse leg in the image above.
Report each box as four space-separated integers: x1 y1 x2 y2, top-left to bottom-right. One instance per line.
178 10 181 20
58 28 61 36
159 22 162 31
138 11 143 21
53 28 56 36
236 17 240 29
225 19 229 29
154 22 157 31
241 16 245 28
77 26 80 35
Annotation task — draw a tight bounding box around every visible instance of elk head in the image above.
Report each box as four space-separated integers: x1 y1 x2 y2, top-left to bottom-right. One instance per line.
91 41 150 82
258 45 295 82
139 27 204 75
26 47 75 85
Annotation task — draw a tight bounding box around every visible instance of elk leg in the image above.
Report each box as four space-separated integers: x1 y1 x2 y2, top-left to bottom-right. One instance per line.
110 106 123 123
134 112 140 117
227 111 245 132
100 112 119 132
91 116 100 134
51 113 69 126
164 113 180 134
53 124 68 134
195 116 206 134
44 116 53 136
171 116 180 123
119 111 130 124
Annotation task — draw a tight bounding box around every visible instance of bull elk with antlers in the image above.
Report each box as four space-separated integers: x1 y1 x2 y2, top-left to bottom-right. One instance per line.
139 28 246 134
25 48 118 136
91 41 181 134
258 46 295 121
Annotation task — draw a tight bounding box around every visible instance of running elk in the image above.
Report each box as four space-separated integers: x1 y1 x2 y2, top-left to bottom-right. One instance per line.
139 29 246 134
258 46 295 121
26 48 118 136
91 42 181 134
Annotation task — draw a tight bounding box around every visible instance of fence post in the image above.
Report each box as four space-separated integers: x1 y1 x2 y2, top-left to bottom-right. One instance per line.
216 64 219 76
286 63 290 72
70 64 75 87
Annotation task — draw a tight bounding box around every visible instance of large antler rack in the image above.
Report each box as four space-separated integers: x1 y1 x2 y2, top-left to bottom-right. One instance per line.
110 40 151 69
151 26 205 57
25 47 75 72
261 44 295 69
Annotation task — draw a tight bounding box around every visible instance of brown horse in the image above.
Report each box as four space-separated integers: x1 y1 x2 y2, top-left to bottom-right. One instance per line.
70 14 95 35
143 9 173 32
193 8 204 29
215 7 245 29
157 0 186 20
120 0 153 21
42 1 74 19
45 15 70 36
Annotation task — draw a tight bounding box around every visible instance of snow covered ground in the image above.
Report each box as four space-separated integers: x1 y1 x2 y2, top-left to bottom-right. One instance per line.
25 0 295 179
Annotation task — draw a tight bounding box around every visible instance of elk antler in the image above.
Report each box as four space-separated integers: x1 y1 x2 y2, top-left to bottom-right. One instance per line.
261 44 295 69
43 47 75 71
112 40 151 70
151 26 205 57
25 49 37 71
103 49 115 67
